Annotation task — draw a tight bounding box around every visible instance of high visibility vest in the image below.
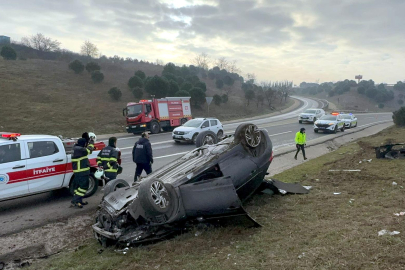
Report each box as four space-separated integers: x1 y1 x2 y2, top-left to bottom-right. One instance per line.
295 132 306 145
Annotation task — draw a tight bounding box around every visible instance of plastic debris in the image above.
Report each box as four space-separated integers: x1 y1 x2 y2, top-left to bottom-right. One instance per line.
303 186 312 190
378 230 400 236
333 192 341 195
195 231 202 237
278 189 287 195
298 252 305 259
394 212 405 216
349 199 355 203
392 182 398 186
367 159 372 162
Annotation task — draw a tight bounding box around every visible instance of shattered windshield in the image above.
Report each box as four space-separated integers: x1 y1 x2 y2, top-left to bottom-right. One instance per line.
320 115 337 121
303 109 317 114
127 104 143 117
183 119 203 127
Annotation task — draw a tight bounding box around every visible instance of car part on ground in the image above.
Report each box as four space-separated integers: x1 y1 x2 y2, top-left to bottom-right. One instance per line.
375 143 405 159
93 123 274 246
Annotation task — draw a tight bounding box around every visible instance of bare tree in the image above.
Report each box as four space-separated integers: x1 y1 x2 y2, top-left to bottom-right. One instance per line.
228 60 241 73
155 59 164 65
80 40 99 58
193 52 210 70
215 57 229 70
21 33 61 52
246 73 256 84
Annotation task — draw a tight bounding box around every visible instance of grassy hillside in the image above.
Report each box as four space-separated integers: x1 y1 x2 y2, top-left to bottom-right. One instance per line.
0 58 289 136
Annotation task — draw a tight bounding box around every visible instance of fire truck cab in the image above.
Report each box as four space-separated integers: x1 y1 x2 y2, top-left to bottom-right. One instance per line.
123 97 192 134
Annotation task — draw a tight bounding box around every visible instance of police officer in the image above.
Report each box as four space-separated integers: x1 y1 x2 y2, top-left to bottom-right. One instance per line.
132 132 153 181
97 137 119 181
71 137 94 208
294 127 307 160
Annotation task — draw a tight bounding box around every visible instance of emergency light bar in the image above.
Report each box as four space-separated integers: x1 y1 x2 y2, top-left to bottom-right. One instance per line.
0 133 21 141
331 112 339 115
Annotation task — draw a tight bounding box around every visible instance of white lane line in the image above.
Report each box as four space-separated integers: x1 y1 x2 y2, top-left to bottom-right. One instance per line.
270 131 292 137
155 152 189 159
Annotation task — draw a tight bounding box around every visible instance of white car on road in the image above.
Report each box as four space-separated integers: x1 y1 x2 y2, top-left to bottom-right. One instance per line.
172 118 224 144
298 108 325 124
341 114 358 128
314 113 345 133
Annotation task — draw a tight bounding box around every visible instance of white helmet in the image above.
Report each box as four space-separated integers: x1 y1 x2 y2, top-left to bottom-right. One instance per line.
88 132 97 142
94 168 104 179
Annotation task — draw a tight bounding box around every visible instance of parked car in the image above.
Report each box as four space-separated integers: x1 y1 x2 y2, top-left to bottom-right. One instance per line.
298 108 325 124
0 132 106 201
340 114 358 128
172 118 224 144
313 113 345 133
93 123 274 246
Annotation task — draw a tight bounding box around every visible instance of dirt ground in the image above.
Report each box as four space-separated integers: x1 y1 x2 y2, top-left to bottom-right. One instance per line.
1 124 403 270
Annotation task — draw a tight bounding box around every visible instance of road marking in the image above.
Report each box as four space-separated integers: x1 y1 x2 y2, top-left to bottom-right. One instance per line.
155 152 189 159
270 131 292 137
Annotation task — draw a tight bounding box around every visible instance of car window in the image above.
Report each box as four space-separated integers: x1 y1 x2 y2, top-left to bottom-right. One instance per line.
320 115 337 121
183 119 203 127
145 104 152 113
201 121 210 128
0 143 21 164
303 109 316 114
210 120 217 126
28 141 59 158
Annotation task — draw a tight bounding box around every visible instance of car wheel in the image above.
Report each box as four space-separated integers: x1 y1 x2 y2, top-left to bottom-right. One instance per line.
150 120 160 134
69 175 98 198
181 118 188 125
103 179 130 197
299 120 302 124
192 133 198 144
314 129 318 133
217 130 224 139
349 123 352 129
138 178 176 216
174 140 181 144
195 131 218 148
333 126 337 134
313 117 317 123
341 125 345 132
235 123 261 148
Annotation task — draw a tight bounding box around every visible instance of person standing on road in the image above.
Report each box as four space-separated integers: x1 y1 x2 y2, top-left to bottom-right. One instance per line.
71 137 94 208
132 132 153 182
294 128 307 160
97 137 120 181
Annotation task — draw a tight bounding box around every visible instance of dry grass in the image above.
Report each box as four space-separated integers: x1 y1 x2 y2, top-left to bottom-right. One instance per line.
32 126 405 270
0 58 289 136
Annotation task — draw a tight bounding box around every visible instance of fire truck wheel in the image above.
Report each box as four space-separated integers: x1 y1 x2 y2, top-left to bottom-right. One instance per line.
150 120 160 134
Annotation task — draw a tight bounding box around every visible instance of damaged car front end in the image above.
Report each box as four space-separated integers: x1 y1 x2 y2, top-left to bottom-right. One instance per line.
93 123 273 246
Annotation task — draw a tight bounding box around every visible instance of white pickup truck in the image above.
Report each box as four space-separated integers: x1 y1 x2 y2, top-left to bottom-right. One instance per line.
0 132 107 201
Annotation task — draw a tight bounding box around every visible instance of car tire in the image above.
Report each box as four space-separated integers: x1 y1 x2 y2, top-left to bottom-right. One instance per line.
234 123 262 148
181 118 188 125
69 175 98 198
299 120 302 124
138 178 176 216
217 130 224 139
314 129 318 133
341 126 345 132
195 131 218 148
349 123 352 129
174 140 181 144
313 117 317 123
103 179 130 197
150 120 160 134
192 133 198 144
333 126 337 134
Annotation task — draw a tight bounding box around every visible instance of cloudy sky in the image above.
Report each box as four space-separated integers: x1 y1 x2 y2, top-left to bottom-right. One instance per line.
1 0 404 84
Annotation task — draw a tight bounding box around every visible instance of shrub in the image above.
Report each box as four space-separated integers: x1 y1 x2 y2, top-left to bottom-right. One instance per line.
195 81 207 92
85 62 101 73
145 75 169 98
366 87 378 98
168 80 180 96
69 60 84 74
221 94 228 104
174 90 190 97
132 87 143 99
163 72 177 82
398 99 404 105
177 76 185 85
208 72 215 80
223 75 234 86
186 75 200 85
394 81 405 91
1 46 17 60
213 94 222 106
189 87 206 106
108 87 122 100
216 79 224 89
357 86 366 94
181 82 193 92
135 70 146 80
128 75 144 89
393 107 405 126
378 103 385 109
91 70 104 83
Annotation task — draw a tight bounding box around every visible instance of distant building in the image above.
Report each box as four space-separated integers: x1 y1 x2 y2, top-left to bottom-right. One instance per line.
0 35 11 45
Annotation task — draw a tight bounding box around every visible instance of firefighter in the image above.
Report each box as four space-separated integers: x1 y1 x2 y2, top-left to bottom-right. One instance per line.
97 137 119 181
132 132 153 181
294 127 307 160
71 137 94 208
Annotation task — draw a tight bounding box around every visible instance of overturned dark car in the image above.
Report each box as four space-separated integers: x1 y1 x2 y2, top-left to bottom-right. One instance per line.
93 123 274 246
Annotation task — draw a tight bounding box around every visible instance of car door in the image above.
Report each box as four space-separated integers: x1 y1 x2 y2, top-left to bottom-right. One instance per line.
210 120 219 134
200 120 210 132
0 142 28 200
25 139 67 193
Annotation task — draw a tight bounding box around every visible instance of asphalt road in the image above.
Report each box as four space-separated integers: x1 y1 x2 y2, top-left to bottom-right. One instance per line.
0 97 393 236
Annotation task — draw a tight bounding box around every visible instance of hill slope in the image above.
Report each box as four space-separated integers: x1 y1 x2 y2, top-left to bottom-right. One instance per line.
0 58 290 136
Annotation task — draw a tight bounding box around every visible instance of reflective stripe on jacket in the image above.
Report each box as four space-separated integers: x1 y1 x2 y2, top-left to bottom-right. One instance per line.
97 145 119 173
295 132 306 145
72 144 93 175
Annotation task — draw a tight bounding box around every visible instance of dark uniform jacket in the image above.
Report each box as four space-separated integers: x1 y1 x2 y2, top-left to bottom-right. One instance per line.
97 145 119 174
71 141 94 176
132 138 153 164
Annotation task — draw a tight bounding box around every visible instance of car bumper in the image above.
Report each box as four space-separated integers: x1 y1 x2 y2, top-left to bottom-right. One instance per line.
314 124 335 132
92 224 121 240
172 134 193 141
299 117 315 122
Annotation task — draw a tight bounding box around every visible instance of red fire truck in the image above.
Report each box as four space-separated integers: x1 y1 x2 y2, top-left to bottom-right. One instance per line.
123 97 192 134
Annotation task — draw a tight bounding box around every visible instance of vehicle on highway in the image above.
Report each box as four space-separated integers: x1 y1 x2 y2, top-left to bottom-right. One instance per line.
93 123 274 246
0 132 106 201
298 108 325 124
341 114 358 128
123 97 192 134
313 113 345 133
172 118 224 144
